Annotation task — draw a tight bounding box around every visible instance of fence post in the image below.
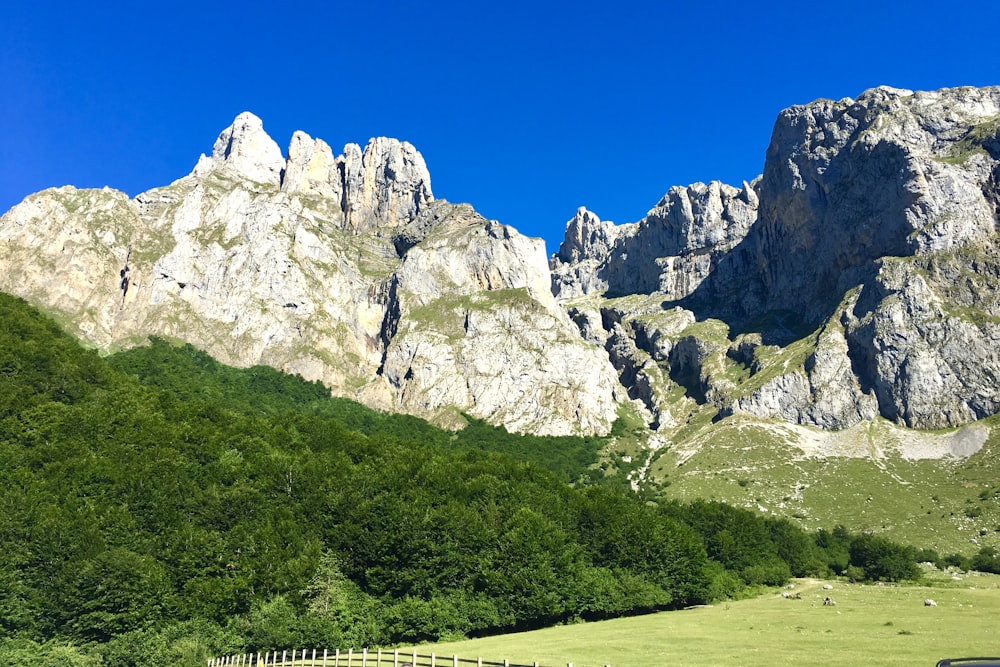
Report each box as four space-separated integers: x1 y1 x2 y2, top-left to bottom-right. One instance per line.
431 653 436 667
478 659 483 667
348 648 353 667
377 648 381 666
363 647 368 667
453 656 458 667
323 649 328 667
393 649 398 667
282 651 287 667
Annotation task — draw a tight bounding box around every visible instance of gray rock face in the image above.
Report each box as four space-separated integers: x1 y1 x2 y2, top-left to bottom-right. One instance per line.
550 207 632 299
550 181 758 300
0 114 618 436
688 86 1000 325
843 256 1000 428
554 85 1000 432
280 130 433 232
726 320 880 428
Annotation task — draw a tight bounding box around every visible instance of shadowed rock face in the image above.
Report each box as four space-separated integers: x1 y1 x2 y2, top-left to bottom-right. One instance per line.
550 181 759 301
0 113 619 436
553 85 1000 431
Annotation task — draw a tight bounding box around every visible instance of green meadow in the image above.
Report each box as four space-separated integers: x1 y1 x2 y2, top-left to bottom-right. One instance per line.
418 572 1000 667
642 413 1000 556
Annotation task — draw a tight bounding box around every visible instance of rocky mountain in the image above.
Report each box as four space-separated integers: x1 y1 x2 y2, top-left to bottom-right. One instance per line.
0 112 620 436
552 85 1000 434
3 85 999 442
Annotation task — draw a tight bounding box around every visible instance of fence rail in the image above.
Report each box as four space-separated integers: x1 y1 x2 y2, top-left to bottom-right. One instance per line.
207 647 607 667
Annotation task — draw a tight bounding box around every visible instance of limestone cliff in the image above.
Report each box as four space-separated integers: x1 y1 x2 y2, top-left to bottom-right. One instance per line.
554 85 1000 433
0 113 619 435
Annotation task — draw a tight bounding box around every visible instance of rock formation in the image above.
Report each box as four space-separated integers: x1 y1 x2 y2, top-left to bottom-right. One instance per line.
4 85 1000 439
553 85 1000 432
0 113 619 435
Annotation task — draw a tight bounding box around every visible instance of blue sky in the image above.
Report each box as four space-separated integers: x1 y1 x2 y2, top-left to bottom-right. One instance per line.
3 0 998 253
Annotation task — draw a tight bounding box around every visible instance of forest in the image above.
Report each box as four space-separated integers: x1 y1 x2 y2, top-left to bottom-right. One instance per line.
0 292 951 665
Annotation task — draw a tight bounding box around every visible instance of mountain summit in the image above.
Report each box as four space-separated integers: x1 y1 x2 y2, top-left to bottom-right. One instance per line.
2 86 1000 438
0 115 619 435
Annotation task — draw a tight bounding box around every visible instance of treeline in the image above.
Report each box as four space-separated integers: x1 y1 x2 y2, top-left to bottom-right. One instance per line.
0 293 936 665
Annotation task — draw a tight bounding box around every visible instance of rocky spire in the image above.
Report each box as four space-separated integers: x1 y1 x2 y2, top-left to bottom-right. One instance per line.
209 112 286 186
555 206 623 264
343 137 433 230
282 133 433 230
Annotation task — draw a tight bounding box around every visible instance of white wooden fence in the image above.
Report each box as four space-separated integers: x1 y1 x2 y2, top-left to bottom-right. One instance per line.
207 647 607 667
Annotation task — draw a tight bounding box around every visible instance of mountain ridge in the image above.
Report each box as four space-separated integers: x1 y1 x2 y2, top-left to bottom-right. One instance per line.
3 85 1000 442
0 113 620 435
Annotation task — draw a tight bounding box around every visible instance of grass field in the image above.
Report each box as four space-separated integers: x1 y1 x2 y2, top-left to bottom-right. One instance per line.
637 413 1000 556
412 572 1000 667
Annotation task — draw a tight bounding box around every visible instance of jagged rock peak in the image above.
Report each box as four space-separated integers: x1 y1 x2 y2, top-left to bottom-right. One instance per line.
281 130 433 231
209 112 286 186
198 113 435 231
551 179 759 300
555 206 629 264
282 130 340 199
345 136 433 230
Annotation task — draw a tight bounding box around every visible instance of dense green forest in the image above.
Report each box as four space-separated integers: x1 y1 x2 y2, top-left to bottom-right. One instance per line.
0 293 956 665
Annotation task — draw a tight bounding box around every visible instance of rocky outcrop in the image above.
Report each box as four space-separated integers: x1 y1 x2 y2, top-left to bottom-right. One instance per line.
842 255 1000 428
550 180 758 300
686 86 1000 325
209 112 286 186
0 114 618 436
554 85 1000 432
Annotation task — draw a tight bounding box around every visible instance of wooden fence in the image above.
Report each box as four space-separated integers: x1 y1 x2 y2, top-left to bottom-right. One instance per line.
206 647 608 667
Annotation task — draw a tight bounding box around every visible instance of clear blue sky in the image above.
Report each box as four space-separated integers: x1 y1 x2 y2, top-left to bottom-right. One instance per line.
3 0 998 254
